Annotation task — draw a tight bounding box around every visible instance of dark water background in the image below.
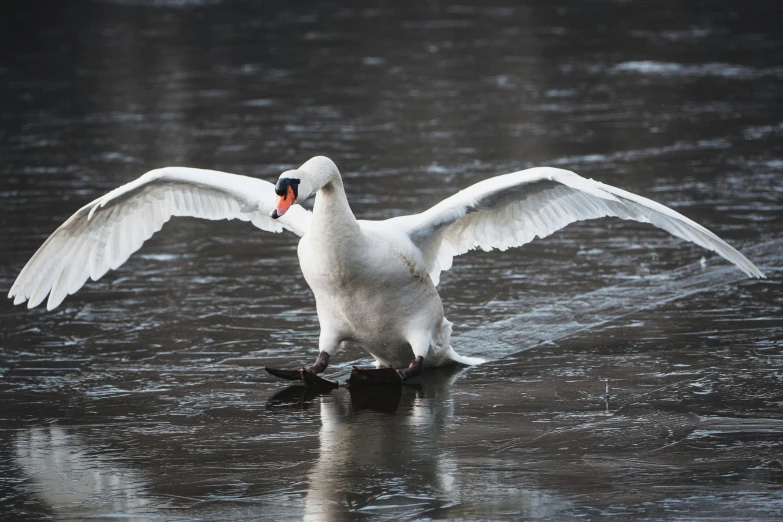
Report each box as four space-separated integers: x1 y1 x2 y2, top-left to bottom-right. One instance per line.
1 0 782 520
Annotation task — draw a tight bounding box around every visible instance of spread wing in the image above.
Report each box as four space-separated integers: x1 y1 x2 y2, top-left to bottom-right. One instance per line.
396 166 764 285
9 167 312 310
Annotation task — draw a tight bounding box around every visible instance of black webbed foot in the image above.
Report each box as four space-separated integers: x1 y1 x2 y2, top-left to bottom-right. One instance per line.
264 367 302 381
265 367 339 388
300 368 339 388
346 356 425 386
265 351 338 389
347 366 402 387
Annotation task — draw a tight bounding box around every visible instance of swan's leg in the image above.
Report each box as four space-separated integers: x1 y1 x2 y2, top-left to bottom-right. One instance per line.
308 351 330 374
397 334 430 381
265 335 339 388
397 355 424 381
298 351 338 387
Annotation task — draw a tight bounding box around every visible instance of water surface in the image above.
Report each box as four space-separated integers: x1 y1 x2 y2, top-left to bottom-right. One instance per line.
1 0 782 520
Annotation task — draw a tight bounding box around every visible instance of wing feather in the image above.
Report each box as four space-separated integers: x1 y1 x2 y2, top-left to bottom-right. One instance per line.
10 167 311 310
398 166 764 285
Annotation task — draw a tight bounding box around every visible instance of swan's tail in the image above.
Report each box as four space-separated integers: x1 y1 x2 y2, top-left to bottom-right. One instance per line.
446 348 486 366
437 318 486 366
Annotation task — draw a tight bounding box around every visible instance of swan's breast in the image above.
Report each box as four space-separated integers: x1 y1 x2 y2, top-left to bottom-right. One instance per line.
297 226 442 339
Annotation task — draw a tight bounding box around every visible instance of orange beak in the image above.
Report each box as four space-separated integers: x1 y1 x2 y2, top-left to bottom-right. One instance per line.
271 185 295 219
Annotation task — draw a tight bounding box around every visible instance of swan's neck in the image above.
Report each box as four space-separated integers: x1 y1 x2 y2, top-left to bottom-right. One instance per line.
311 171 359 234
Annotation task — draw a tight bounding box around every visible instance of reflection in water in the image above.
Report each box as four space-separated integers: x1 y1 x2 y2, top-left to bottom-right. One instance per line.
12 372 573 521
304 376 459 520
14 427 155 520
9 353 783 520
293 367 568 521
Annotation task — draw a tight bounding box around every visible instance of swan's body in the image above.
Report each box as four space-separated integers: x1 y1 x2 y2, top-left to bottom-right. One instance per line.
9 156 764 375
300 217 459 368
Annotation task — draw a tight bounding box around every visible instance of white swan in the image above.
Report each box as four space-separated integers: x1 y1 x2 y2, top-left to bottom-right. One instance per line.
9 156 764 383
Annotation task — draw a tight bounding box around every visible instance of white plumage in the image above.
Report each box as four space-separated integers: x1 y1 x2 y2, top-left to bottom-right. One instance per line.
10 167 310 311
397 167 763 285
9 156 764 370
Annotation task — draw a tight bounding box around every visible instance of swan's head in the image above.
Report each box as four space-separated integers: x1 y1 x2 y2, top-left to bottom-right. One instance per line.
271 174 300 219
271 156 338 219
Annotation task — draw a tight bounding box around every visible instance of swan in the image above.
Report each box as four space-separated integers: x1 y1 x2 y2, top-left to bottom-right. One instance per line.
9 156 764 385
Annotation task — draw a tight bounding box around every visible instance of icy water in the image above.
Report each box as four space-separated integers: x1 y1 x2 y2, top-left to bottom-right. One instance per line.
1 0 782 520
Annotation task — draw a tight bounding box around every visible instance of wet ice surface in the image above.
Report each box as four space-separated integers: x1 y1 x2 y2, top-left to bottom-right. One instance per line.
1 0 782 520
